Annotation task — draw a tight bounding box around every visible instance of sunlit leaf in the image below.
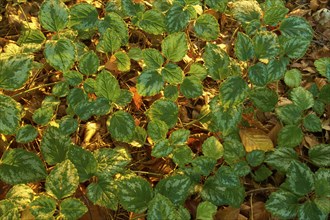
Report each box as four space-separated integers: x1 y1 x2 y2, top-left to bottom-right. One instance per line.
39 0 69 32
194 13 219 41
162 32 188 62
0 95 22 135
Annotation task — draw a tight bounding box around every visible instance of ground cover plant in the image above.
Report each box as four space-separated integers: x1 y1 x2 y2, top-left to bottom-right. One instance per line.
0 0 329 219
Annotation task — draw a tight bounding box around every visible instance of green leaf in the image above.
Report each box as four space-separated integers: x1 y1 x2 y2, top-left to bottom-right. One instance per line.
63 70 83 86
96 28 121 53
315 57 330 81
95 70 120 101
169 129 190 146
314 168 330 198
253 31 279 59
196 201 217 220
194 13 219 41
147 119 168 142
0 200 19 219
147 193 176 220
284 161 314 196
248 62 268 86
309 144 330 167
277 125 303 148
45 160 79 200
87 176 118 210
98 12 128 45
118 176 153 213
0 56 33 90
265 190 299 219
30 195 56 219
162 32 188 62
59 116 78 135
152 139 173 158
6 184 34 211
60 198 88 220
188 63 207 80
0 95 22 135
121 0 145 17
78 51 99 75
290 86 314 110
108 111 135 142
232 0 262 24
32 106 53 125
52 81 69 97
166 4 190 33
313 99 325 115
303 113 322 132
180 76 203 98
216 166 240 187
39 0 69 32
203 43 230 80
67 146 97 182
128 47 142 61
279 37 310 59
205 0 228 12
314 197 330 214
161 63 184 84
138 9 166 35
192 156 217 176
223 139 246 165
17 29 45 45
246 150 265 167
219 76 248 108
114 51 131 72
232 160 251 177
267 57 289 81
298 200 328 220
172 145 194 167
142 48 164 70
41 126 71 165
15 125 38 143
44 39 75 72
94 147 131 178
263 6 288 26
69 3 98 31
284 69 302 87
146 99 178 128
276 104 302 125
0 148 46 185
155 174 192 205
250 87 278 112
252 165 272 181
280 16 313 41
319 84 330 104
202 136 224 160
234 32 254 61
164 84 179 101
265 148 298 173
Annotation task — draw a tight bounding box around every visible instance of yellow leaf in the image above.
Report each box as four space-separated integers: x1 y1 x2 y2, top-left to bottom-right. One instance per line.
239 128 274 152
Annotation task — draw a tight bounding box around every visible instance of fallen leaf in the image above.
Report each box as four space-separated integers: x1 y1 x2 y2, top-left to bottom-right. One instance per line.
129 87 142 110
239 128 274 152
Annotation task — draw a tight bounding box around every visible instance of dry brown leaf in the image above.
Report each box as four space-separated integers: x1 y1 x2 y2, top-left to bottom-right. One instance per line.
310 0 320 11
129 87 142 110
239 128 274 152
105 55 120 75
215 207 240 220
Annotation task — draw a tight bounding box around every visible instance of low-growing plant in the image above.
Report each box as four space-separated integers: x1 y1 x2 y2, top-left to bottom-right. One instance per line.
0 0 329 219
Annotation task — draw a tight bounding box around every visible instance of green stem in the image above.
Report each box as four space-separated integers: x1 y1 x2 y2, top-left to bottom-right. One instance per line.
11 82 59 98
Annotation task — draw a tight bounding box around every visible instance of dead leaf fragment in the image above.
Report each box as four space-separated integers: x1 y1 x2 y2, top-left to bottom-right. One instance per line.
239 128 274 152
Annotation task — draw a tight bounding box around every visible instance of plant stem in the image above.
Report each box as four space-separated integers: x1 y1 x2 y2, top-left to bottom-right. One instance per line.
11 82 59 98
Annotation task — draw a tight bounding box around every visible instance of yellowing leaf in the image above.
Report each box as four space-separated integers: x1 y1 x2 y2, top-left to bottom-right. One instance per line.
239 128 274 152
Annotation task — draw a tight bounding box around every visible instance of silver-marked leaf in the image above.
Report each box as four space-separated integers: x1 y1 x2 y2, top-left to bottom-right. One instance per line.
137 70 164 96
39 0 69 32
45 160 79 200
30 195 56 220
6 184 34 211
166 4 190 33
0 95 22 135
87 176 118 210
223 138 246 165
253 31 279 59
265 190 299 219
95 70 120 101
219 76 248 108
114 51 131 72
155 174 192 205
206 0 228 12
266 57 289 82
118 176 153 213
248 62 268 86
234 32 254 61
315 57 330 81
263 6 288 26
303 113 322 132
309 144 330 167
280 16 313 41
298 200 328 220
180 76 203 98
162 32 188 62
0 148 47 185
277 125 303 148
290 86 314 110
147 193 176 220
265 148 298 173
60 198 88 220
67 145 97 182
246 150 265 167
203 43 230 80
138 9 166 35
250 87 278 112
194 13 219 41
276 104 302 125
192 156 217 177
314 168 330 197
172 145 194 167
146 99 178 128
202 136 223 160
232 0 262 24
161 63 184 84
0 56 33 90
78 51 99 75
40 126 71 165
147 119 168 142
279 37 310 59
0 200 19 219
196 201 217 220
16 125 38 143
96 28 121 53
59 116 78 135
108 111 135 142
98 12 128 45
152 139 173 158
142 48 164 70
69 3 98 31
32 106 53 125
284 69 302 87
44 39 75 72
17 29 46 45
